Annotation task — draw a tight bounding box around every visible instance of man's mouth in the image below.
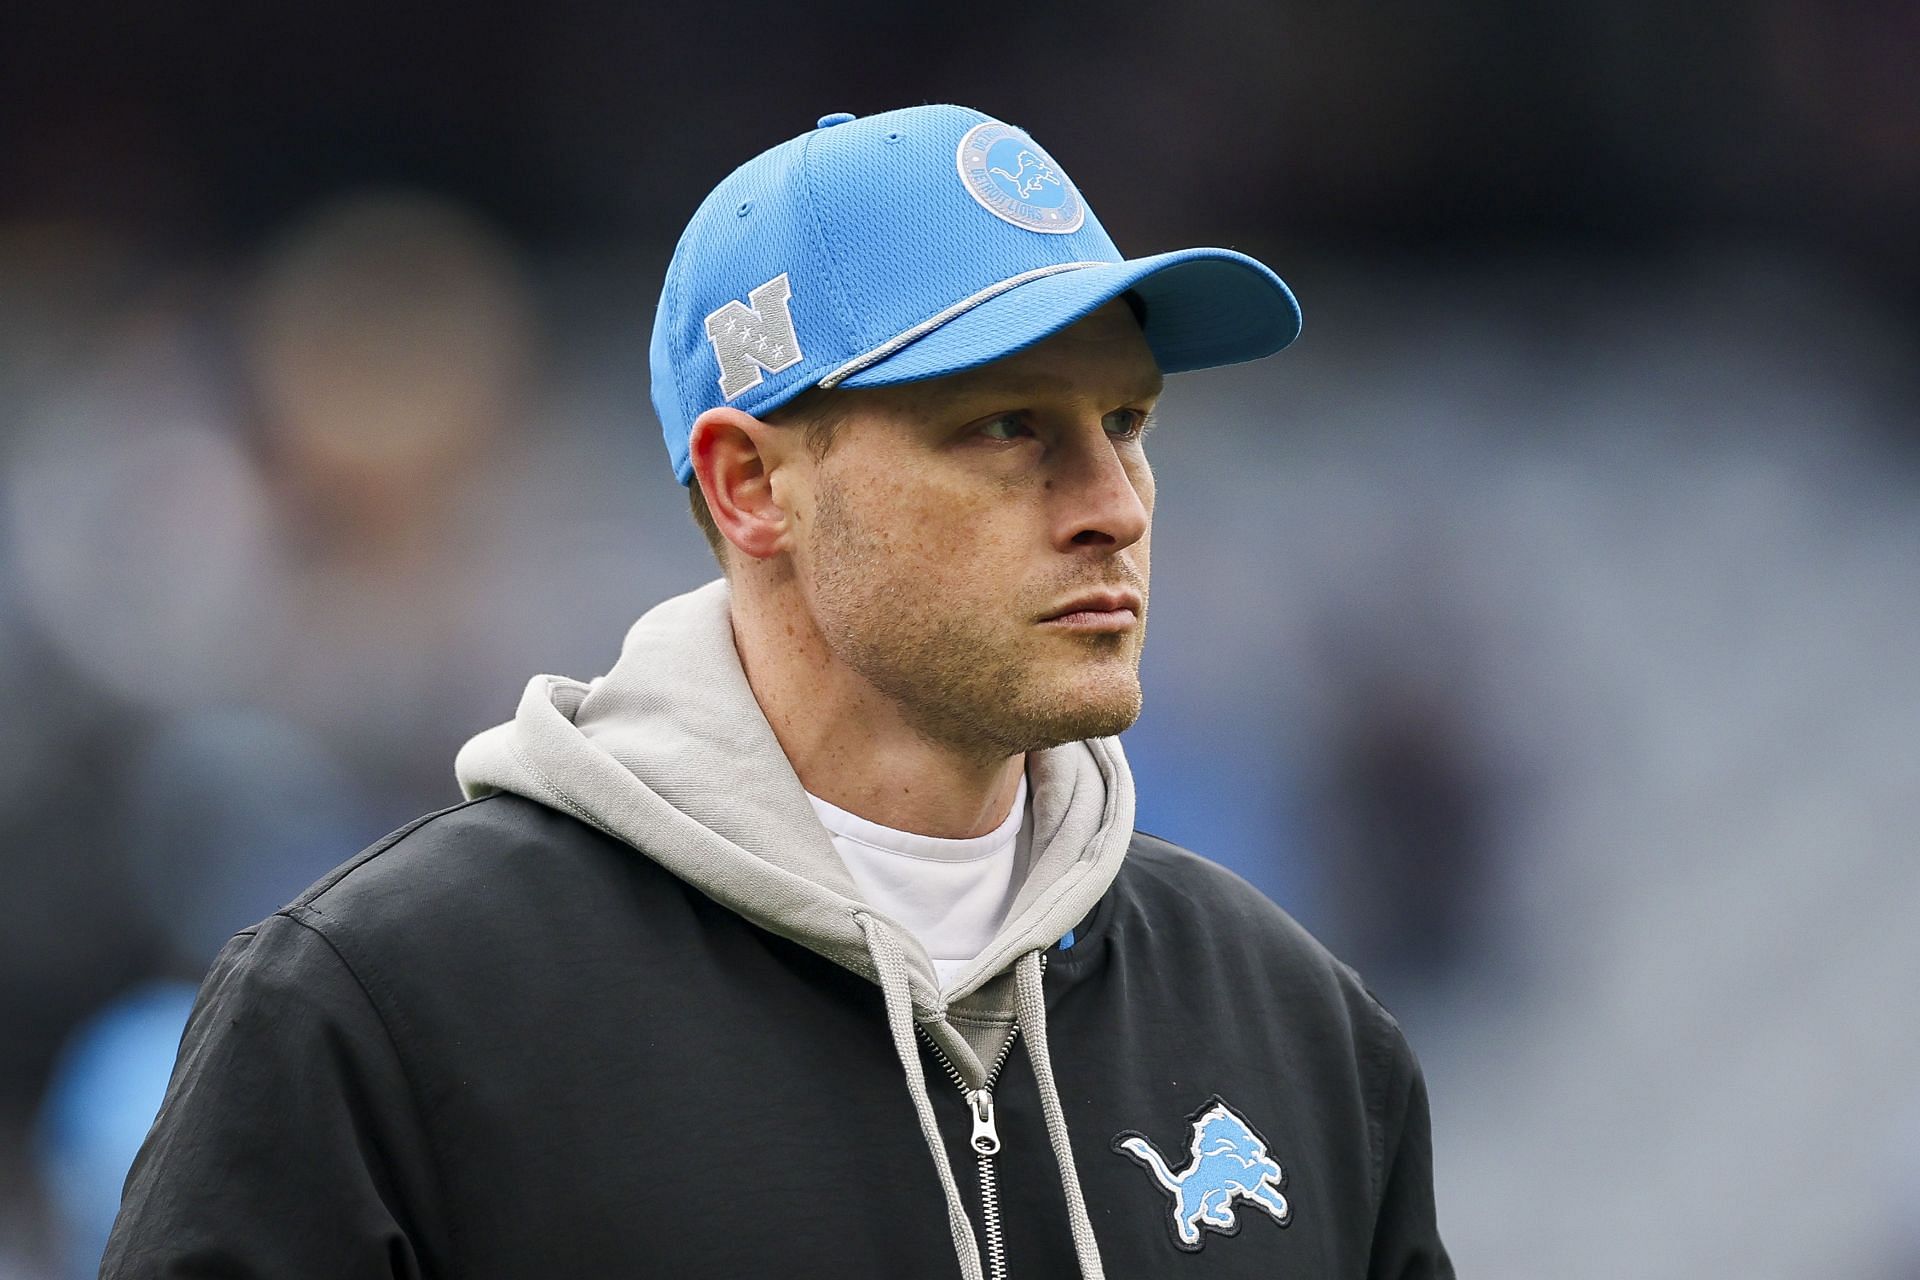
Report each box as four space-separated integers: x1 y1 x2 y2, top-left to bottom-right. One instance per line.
1038 590 1143 632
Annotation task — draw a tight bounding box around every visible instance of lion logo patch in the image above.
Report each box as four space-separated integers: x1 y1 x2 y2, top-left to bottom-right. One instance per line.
1114 1097 1293 1251
955 121 1085 234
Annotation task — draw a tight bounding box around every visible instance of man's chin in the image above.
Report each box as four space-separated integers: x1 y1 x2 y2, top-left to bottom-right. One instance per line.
1009 676 1143 751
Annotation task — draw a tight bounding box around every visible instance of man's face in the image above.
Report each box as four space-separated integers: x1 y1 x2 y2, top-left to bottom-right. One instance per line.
782 299 1161 757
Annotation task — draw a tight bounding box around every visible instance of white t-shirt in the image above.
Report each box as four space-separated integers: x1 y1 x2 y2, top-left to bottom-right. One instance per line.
806 775 1032 991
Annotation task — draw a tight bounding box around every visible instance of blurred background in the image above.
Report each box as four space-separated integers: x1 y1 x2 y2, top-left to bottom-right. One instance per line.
2 1 1916 1275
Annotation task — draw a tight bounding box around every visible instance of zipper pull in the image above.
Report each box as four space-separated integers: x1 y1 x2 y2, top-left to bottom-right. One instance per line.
968 1089 1001 1156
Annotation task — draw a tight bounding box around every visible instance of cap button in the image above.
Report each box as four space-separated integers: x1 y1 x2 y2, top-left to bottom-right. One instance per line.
816 112 857 129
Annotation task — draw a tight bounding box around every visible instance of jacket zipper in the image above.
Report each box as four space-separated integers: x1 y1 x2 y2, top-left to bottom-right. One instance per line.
919 1022 1020 1280
917 954 1046 1280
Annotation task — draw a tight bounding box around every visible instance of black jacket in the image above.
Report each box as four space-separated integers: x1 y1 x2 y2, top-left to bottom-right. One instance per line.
104 793 1452 1278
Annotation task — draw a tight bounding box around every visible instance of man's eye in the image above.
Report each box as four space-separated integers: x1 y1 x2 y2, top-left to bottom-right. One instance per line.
978 414 1031 442
1104 409 1150 440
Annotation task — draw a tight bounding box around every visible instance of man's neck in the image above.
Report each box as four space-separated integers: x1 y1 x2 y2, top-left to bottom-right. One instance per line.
728 584 1025 840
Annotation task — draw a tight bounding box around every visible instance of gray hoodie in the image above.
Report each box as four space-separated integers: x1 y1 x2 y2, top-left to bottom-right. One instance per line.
453 579 1134 1279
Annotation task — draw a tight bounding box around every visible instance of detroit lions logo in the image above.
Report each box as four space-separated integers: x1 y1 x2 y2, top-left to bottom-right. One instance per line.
955 121 1085 234
1114 1097 1293 1251
988 148 1061 200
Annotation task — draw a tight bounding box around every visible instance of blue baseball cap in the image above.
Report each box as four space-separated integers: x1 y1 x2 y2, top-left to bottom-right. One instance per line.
650 104 1302 485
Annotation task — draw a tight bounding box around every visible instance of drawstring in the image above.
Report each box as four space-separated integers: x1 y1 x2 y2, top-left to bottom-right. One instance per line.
1015 950 1107 1280
858 913 986 1280
860 912 1107 1280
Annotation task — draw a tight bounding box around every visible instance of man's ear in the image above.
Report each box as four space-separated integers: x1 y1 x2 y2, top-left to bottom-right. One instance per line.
688 407 794 562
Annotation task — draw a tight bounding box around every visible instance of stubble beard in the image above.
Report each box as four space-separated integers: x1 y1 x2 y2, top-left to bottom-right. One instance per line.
805 479 1146 761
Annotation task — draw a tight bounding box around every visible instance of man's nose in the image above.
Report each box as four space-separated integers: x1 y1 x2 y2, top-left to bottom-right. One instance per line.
1051 426 1149 552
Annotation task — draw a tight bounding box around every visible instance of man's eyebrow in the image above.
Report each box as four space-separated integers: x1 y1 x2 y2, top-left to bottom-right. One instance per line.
949 368 1166 402
1134 370 1168 400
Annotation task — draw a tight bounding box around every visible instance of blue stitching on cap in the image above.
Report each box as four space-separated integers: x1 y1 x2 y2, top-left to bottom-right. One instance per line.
796 126 861 359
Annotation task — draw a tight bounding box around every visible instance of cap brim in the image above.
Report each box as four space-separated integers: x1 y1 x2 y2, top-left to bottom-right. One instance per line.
832 247 1301 390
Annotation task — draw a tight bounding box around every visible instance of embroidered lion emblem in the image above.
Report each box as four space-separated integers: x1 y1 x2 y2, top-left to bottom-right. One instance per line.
1114 1098 1293 1250
988 149 1062 200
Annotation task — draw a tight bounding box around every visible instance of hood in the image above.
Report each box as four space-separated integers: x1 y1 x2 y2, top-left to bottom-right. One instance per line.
454 577 1136 1035
455 579 1128 1279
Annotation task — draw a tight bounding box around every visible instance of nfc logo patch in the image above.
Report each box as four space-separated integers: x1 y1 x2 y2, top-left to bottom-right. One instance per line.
1114 1097 1293 1252
704 273 804 401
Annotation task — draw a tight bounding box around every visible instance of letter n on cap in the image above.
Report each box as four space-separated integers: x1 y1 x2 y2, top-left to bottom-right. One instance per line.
704 273 805 401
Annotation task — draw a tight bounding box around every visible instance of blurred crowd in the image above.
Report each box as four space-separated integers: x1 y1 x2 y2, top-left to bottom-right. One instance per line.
2 1 1916 1276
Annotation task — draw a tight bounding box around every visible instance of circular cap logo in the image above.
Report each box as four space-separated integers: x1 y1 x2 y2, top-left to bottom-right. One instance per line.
955 122 1085 234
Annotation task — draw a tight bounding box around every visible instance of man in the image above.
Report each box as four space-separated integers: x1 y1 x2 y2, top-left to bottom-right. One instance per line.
105 105 1452 1279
